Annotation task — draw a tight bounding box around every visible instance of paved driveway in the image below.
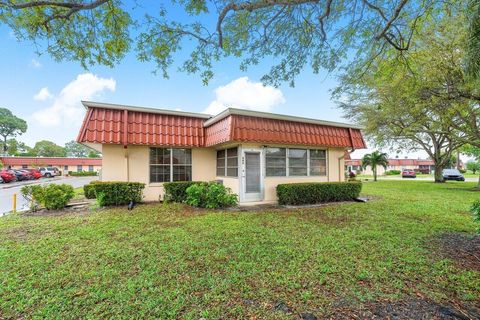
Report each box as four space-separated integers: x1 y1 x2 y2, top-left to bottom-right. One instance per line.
1 176 98 215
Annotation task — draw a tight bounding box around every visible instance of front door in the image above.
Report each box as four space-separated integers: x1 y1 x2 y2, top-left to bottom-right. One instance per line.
242 150 263 202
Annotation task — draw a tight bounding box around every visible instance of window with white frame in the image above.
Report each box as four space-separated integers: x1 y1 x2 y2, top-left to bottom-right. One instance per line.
309 149 327 176
289 148 308 176
265 147 327 177
216 147 238 177
265 147 287 176
150 148 192 183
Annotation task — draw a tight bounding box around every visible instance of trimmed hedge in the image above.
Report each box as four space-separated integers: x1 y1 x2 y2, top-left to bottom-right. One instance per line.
163 181 200 203
276 181 362 205
69 171 98 176
385 170 401 175
83 181 101 199
92 181 145 206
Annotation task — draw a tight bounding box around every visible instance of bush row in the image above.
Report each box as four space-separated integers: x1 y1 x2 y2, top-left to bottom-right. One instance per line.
276 181 362 205
83 181 145 206
69 171 98 176
385 170 401 175
163 181 200 203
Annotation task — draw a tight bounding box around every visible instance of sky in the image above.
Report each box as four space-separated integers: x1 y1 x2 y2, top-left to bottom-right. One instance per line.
0 2 430 160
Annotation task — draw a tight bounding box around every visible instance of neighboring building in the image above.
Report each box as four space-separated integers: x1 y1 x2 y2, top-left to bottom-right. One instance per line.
345 158 436 175
77 101 366 204
0 156 102 173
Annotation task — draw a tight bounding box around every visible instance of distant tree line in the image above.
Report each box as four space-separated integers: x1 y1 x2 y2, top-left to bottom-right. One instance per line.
0 107 100 158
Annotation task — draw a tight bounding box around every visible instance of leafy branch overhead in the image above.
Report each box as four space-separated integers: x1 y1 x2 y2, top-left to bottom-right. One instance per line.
0 0 459 86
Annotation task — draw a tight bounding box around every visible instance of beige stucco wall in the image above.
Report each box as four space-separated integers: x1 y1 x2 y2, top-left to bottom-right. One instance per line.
101 144 347 203
101 144 217 201
263 147 345 202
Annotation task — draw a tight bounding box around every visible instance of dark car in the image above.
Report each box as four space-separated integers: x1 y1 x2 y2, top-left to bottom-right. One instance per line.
442 169 465 181
402 169 416 178
13 170 29 181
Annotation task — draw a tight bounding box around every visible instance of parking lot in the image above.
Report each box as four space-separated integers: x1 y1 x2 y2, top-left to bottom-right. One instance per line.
1 176 98 215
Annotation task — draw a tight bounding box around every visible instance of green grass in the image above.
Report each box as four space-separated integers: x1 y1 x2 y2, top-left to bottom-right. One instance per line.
0 181 479 319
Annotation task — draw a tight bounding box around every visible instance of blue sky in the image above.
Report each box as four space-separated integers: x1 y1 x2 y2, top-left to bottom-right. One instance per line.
0 2 427 159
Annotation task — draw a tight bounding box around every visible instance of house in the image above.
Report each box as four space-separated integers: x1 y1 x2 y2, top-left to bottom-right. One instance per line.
77 101 366 203
0 156 102 173
345 158 436 175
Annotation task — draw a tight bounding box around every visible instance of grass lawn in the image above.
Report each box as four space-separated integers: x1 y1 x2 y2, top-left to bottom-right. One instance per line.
0 181 479 319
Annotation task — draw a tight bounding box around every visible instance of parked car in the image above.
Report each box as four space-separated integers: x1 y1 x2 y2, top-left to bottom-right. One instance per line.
39 167 60 178
442 169 465 181
402 169 417 178
25 168 42 179
13 170 30 181
0 169 16 183
19 169 36 180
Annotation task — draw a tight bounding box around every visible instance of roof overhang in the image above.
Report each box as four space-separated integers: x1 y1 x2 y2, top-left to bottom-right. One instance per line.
82 101 212 119
204 107 364 130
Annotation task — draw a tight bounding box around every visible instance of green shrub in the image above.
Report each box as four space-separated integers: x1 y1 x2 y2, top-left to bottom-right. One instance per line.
21 184 75 210
185 182 238 209
276 181 362 205
69 171 98 176
83 181 101 199
163 181 200 202
92 181 145 206
459 169 467 174
471 200 480 234
385 170 401 175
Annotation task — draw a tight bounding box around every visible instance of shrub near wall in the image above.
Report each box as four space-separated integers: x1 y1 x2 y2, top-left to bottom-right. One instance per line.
163 181 200 203
92 182 145 206
83 181 101 199
69 171 98 176
276 182 362 205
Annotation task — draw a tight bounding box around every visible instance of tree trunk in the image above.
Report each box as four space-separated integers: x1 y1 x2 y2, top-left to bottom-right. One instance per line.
434 165 445 183
373 166 377 182
476 174 480 189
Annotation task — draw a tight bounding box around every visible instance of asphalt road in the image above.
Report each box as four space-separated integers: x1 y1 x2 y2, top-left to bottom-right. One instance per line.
0 176 98 215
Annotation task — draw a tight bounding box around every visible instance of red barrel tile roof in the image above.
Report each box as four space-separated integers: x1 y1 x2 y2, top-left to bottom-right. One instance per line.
77 102 367 149
0 157 102 166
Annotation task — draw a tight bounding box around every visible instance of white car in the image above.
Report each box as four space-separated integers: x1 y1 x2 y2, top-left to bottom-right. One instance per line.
39 167 60 178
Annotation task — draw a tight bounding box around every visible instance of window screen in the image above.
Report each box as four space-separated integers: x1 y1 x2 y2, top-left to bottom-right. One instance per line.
288 149 307 176
150 148 192 182
265 147 286 176
310 149 327 176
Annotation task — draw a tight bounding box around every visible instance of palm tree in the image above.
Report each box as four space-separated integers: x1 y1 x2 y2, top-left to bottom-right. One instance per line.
361 151 389 182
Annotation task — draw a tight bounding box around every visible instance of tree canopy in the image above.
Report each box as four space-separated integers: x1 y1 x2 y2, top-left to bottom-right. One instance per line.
2 0 476 86
361 151 388 182
64 140 100 158
32 140 66 157
0 108 27 154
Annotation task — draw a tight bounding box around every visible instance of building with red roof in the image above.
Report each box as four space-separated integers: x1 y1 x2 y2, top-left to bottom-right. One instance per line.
0 156 102 173
77 101 366 203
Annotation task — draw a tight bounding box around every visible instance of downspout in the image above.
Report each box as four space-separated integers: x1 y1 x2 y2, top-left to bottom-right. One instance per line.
123 109 130 182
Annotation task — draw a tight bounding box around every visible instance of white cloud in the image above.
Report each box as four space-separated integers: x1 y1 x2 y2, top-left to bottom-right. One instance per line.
32 73 116 127
203 77 285 115
33 87 53 101
30 59 42 68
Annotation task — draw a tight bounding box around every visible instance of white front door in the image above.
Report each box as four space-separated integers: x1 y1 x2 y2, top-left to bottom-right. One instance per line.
241 149 263 202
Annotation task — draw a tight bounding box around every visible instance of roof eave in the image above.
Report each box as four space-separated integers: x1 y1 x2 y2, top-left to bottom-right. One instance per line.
204 107 364 130
81 101 212 119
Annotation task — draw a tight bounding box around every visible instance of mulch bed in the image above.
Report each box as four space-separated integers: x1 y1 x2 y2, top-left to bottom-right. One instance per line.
326 298 480 320
435 232 480 271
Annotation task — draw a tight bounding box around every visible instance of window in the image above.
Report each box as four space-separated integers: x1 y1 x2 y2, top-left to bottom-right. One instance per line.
310 149 327 176
150 148 191 183
266 147 327 177
22 165 27 169
266 147 286 176
289 149 307 176
216 147 238 177
64 165 68 171
77 165 82 172
88 165 94 172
